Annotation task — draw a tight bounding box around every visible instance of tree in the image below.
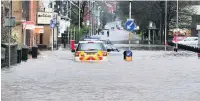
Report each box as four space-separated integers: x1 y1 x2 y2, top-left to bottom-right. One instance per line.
119 1 198 43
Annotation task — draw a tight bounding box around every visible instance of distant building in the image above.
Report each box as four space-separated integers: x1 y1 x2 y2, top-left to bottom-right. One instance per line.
191 5 200 36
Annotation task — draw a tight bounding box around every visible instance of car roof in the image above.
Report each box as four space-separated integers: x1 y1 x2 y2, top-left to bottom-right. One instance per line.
185 37 198 39
186 37 198 38
84 39 99 41
79 41 103 43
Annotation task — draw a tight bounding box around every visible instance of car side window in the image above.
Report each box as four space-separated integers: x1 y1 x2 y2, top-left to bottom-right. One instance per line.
76 43 82 51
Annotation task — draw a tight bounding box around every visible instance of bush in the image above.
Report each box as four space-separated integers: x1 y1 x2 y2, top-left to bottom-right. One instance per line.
69 24 89 43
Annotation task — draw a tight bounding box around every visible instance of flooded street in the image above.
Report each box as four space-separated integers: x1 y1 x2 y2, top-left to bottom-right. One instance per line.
2 50 200 101
2 0 200 100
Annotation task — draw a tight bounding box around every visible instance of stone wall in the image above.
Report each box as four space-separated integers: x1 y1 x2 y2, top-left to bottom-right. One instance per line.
1 43 18 67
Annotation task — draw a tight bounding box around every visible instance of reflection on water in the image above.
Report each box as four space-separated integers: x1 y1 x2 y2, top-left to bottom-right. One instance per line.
2 47 200 101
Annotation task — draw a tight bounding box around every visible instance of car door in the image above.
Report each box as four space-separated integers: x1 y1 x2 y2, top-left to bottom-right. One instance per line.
192 38 198 46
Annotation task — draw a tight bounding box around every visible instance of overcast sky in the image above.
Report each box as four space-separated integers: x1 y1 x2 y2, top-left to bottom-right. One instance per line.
42 0 50 8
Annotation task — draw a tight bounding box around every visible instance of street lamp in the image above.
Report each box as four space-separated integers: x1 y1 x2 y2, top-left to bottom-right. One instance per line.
129 0 131 50
79 1 80 40
174 0 179 52
164 0 168 51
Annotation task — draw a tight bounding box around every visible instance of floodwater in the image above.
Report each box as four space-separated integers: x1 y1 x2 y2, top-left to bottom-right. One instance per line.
2 50 200 101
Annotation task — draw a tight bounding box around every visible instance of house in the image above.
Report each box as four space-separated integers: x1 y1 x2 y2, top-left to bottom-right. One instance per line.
191 5 200 36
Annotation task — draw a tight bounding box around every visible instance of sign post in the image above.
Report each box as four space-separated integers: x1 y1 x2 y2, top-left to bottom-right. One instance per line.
123 1 135 62
125 19 135 50
50 18 56 51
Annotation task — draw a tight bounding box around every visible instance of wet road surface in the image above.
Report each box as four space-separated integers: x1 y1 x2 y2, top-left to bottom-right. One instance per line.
2 50 200 101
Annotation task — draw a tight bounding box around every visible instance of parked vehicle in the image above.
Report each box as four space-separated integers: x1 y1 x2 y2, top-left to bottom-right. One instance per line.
172 36 186 43
101 40 119 52
177 37 198 47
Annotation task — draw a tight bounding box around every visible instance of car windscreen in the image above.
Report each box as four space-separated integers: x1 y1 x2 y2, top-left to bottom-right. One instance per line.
76 43 106 51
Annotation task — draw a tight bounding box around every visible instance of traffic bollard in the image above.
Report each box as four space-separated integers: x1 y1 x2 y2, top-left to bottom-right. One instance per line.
123 50 132 61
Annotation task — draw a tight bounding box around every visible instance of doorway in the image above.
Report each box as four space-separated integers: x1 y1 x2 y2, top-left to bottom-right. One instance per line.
40 33 43 44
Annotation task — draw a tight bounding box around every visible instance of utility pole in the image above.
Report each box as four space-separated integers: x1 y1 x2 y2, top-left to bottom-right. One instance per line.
51 1 55 51
90 1 92 36
164 0 168 51
79 1 81 41
129 0 131 50
70 0 71 19
67 0 69 46
175 0 179 51
148 23 151 45
8 0 12 67
91 1 93 36
74 27 76 40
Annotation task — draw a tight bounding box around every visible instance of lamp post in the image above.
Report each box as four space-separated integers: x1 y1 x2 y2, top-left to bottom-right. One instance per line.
129 0 131 50
51 1 55 51
56 20 59 50
164 0 168 51
79 1 80 41
148 21 153 45
175 0 179 51
8 0 12 67
98 6 101 29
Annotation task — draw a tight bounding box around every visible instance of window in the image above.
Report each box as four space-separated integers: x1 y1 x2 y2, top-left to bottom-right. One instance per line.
40 33 43 44
5 8 9 17
77 43 106 51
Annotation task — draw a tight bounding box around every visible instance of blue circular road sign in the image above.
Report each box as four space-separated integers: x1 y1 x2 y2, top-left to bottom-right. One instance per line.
50 18 56 28
125 19 135 31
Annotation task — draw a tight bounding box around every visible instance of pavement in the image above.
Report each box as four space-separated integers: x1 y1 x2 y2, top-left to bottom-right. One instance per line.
2 50 200 101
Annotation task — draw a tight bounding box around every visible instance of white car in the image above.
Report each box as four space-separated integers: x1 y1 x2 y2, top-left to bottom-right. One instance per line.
101 40 119 52
177 37 198 47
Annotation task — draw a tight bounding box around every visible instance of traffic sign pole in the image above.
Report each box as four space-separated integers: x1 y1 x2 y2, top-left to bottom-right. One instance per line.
50 18 56 51
129 1 131 50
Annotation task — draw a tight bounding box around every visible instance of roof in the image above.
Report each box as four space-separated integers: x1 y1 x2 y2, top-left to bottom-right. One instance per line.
84 39 99 41
79 41 103 43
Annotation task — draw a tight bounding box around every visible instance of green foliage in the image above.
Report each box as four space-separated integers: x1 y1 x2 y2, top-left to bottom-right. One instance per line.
69 24 89 43
119 1 198 30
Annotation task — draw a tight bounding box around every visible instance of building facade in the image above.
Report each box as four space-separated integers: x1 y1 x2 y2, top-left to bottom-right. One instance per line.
1 1 16 43
11 1 23 45
191 5 200 36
